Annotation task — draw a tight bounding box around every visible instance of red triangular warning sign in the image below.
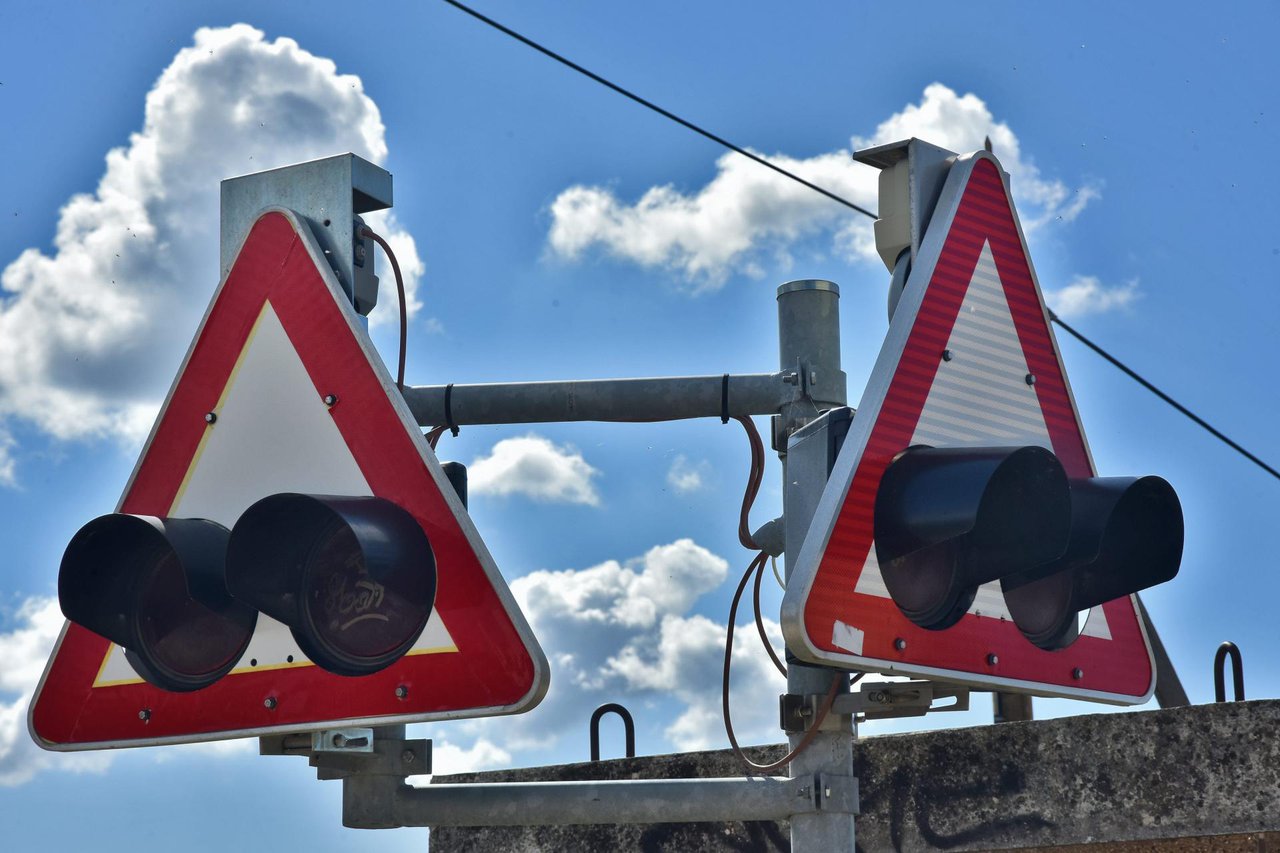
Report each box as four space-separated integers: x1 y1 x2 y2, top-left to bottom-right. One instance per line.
31 209 548 749
781 154 1156 703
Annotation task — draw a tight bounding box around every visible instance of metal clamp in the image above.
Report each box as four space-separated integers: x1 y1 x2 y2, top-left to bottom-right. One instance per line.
779 690 854 734
312 728 374 754
816 773 860 816
260 729 431 780
842 680 969 721
780 680 970 732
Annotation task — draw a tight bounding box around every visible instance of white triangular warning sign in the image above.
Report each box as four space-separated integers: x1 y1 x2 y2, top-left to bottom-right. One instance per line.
32 209 548 749
781 153 1154 703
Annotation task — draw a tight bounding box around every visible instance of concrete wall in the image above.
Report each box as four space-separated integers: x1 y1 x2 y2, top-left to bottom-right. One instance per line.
429 699 1280 852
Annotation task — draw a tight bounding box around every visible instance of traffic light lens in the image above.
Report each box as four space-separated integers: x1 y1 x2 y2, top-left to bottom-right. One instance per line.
300 518 435 665
878 538 977 630
59 514 254 692
226 493 437 677
1000 565 1079 650
135 549 255 685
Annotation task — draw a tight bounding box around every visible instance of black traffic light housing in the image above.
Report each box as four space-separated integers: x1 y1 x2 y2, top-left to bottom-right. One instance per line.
225 494 437 677
58 494 437 690
875 445 1183 648
58 514 257 692
874 445 1072 631
1001 475 1183 650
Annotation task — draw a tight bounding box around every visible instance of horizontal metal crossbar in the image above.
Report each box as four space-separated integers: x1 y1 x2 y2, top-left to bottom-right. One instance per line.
345 775 857 828
402 373 794 427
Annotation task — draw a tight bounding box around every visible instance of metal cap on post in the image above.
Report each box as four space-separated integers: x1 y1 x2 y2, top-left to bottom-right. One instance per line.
775 280 846 450
220 154 392 315
852 138 956 321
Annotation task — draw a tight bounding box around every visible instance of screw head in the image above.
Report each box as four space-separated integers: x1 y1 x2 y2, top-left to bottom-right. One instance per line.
395 684 408 700
986 653 999 666
138 709 151 722
1071 667 1084 680
204 411 217 424
1025 373 1037 386
893 637 907 651
323 394 338 406
264 696 278 710
942 349 954 362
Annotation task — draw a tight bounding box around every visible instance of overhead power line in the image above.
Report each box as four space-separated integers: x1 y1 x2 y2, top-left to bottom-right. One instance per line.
1049 312 1280 482
439 0 1280 484
439 0 875 219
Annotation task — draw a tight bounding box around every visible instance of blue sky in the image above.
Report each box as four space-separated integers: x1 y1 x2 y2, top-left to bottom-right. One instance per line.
1 1 1278 848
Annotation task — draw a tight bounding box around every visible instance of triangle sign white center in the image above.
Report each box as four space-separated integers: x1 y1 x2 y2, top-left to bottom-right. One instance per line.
32 209 548 749
851 241 1111 642
781 154 1154 703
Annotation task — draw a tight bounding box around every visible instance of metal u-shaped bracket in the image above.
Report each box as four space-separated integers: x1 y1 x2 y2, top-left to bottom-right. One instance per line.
1213 641 1245 702
589 703 636 761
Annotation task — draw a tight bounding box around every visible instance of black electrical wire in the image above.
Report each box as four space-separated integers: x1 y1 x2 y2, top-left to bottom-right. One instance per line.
440 0 1280 482
425 424 448 450
360 227 408 391
723 551 858 774
439 0 875 219
732 415 765 552
727 415 785 675
752 549 787 677
1049 310 1280 482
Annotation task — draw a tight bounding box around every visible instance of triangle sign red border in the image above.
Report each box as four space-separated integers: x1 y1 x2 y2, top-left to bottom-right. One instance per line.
781 153 1156 703
31 209 548 749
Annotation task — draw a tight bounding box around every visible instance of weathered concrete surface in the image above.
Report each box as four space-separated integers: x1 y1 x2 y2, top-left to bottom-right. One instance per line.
1011 834 1280 852
428 699 1280 852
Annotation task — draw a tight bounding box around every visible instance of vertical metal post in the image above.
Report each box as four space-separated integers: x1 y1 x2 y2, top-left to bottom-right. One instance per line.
776 280 855 852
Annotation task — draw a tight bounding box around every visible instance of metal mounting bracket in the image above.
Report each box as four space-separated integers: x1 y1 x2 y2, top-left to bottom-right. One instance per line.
259 730 430 780
781 680 970 731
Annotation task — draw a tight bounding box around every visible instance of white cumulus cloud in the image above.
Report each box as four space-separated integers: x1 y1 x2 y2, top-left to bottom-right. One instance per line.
547 83 1099 289
608 612 785 751
0 24 424 485
0 597 112 786
428 539 785 760
469 434 602 506
407 737 512 786
1045 275 1140 319
666 454 710 494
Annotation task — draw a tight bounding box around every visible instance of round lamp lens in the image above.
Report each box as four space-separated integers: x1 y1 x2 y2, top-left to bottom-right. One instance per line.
135 546 254 690
299 517 434 673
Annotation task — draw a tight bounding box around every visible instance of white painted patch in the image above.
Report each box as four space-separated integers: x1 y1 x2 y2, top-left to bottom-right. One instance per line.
831 621 865 655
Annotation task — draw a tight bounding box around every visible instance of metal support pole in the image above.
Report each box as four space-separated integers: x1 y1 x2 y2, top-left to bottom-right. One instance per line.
776 280 857 852
402 373 788 427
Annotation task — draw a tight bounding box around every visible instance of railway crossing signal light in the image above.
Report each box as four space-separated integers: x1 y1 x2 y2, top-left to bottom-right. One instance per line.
59 515 257 693
225 493 437 677
57 493 437 691
874 445 1071 632
875 444 1183 650
1001 475 1183 650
